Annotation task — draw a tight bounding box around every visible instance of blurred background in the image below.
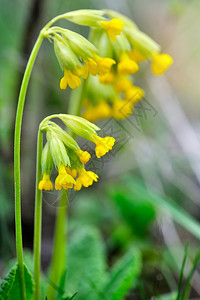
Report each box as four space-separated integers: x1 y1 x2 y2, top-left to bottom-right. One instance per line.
1 0 200 299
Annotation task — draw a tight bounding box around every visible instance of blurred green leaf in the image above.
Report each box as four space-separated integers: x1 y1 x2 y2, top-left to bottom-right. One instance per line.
108 185 156 236
156 292 177 300
102 248 142 300
66 226 107 300
123 176 200 240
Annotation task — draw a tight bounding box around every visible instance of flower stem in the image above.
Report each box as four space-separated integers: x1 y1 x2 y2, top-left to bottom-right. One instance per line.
14 32 43 300
33 128 43 300
46 81 85 299
47 190 68 300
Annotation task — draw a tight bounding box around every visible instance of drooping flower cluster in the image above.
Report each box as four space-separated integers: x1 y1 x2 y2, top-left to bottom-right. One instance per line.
38 114 115 191
44 9 173 122
44 10 124 90
75 9 173 122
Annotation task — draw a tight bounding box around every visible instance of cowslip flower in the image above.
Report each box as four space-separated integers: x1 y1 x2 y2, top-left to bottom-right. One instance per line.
55 164 76 190
151 53 173 75
117 53 139 75
74 168 99 191
38 174 53 191
38 114 115 191
100 18 124 42
91 135 115 158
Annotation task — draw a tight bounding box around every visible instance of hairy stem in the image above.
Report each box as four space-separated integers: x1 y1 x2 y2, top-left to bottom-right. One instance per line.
33 129 43 300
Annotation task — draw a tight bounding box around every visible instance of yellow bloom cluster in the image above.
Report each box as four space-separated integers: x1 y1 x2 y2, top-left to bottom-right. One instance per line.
75 9 174 123
38 115 115 191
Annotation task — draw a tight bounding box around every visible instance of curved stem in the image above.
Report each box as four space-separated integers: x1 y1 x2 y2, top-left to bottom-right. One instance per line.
33 129 43 300
47 190 68 300
14 32 44 300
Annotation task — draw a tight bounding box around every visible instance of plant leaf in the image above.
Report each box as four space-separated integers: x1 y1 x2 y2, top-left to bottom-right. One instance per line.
0 265 17 300
102 248 142 300
66 226 107 300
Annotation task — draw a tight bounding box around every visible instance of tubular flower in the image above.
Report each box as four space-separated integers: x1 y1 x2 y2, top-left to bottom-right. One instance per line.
82 101 112 122
112 98 133 120
100 18 124 42
38 173 53 191
94 55 116 76
55 164 76 190
117 54 139 75
76 149 91 164
92 135 115 158
151 53 173 75
99 71 115 84
74 168 99 191
114 77 133 93
60 68 81 89
125 86 145 104
65 167 77 178
129 48 145 62
78 56 115 78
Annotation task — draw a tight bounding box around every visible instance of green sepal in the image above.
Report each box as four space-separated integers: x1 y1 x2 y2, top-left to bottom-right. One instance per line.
49 124 80 151
125 27 160 57
47 131 71 169
63 10 106 27
41 142 53 175
61 29 97 60
54 38 81 71
59 114 100 141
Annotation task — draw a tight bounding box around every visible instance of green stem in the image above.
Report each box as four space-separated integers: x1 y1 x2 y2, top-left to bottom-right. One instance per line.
33 129 43 300
14 32 43 300
47 79 85 300
47 190 68 300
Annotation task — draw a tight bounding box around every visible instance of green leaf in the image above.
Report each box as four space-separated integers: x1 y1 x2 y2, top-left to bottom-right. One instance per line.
0 265 17 300
66 226 107 300
109 185 156 236
102 248 142 300
123 177 200 240
0 263 34 300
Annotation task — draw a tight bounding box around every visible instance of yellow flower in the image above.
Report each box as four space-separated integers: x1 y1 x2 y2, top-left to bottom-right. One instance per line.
114 77 133 93
125 86 144 104
65 167 77 178
129 48 145 62
100 18 124 42
112 98 133 120
38 173 53 191
99 71 115 84
76 149 91 164
94 55 116 76
78 56 115 78
92 135 115 158
74 168 99 191
151 53 173 75
117 55 139 75
55 164 76 190
60 68 81 89
83 102 112 122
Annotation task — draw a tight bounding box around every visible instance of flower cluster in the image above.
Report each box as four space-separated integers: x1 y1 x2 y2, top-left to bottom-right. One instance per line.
78 9 173 122
44 10 124 90
38 114 115 191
